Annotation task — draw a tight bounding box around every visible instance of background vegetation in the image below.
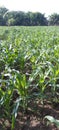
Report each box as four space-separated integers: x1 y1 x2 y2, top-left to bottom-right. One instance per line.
1 7 59 26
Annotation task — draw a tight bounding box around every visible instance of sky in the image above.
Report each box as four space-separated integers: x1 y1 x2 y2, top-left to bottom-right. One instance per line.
0 0 59 17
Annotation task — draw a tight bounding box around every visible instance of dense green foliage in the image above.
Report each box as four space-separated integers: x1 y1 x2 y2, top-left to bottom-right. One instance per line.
1 7 59 26
0 7 48 26
0 26 59 129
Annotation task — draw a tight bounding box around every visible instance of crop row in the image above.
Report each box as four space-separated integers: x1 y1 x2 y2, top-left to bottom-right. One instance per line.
0 26 59 129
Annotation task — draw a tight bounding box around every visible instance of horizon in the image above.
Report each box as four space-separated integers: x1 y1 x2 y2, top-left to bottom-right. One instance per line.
0 0 59 17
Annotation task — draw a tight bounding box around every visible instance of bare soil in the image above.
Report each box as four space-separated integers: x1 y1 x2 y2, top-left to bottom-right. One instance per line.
0 99 59 130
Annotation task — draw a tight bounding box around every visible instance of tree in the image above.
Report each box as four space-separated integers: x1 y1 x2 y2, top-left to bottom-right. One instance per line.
0 7 8 16
14 11 25 25
31 12 48 26
7 18 15 26
48 13 59 25
0 7 8 25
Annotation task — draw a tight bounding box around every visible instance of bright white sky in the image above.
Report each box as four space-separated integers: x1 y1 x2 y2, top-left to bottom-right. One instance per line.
0 0 59 16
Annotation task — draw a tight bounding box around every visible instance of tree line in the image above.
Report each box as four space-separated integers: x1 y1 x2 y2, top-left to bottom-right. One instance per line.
0 7 59 26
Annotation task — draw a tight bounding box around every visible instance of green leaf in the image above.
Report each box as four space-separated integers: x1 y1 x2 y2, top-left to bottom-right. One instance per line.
44 115 59 128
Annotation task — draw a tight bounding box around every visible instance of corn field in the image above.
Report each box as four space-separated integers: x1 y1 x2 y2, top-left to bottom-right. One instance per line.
0 26 59 129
